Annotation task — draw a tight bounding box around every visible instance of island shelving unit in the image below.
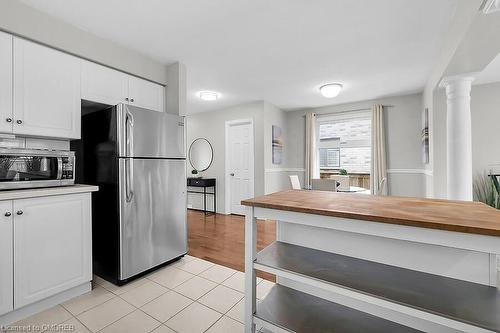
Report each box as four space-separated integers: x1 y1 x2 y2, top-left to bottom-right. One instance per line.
242 190 500 333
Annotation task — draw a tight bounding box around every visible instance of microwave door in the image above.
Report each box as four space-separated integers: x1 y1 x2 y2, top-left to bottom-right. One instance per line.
116 104 185 159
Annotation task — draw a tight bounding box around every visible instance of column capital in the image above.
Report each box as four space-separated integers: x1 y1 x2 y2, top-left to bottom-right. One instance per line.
439 72 479 88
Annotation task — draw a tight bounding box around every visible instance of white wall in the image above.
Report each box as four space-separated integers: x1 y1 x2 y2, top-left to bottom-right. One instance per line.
422 1 500 198
285 93 425 197
263 102 291 194
186 101 265 214
432 81 500 198
0 0 168 84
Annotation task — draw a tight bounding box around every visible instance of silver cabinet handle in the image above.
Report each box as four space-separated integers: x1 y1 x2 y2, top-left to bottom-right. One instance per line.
16 210 23 215
5 118 12 123
230 173 235 176
16 119 22 124
4 212 11 217
130 98 134 102
125 97 129 102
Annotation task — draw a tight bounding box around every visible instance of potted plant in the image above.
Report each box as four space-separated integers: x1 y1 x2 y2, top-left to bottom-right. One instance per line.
338 169 348 176
473 173 500 209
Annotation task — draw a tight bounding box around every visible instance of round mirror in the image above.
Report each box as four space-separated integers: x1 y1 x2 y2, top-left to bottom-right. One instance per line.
189 138 213 172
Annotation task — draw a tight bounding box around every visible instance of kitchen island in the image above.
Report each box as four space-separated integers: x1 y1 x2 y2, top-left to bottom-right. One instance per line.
242 190 500 333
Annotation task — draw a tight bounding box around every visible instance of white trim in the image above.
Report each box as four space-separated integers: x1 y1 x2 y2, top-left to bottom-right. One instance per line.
387 168 426 174
225 118 255 215
264 168 305 173
0 282 91 326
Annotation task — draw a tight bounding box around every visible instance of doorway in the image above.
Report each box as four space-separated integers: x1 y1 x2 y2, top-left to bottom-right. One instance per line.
225 119 254 215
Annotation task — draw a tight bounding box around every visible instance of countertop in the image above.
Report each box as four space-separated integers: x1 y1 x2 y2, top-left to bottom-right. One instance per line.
0 184 99 201
241 190 500 236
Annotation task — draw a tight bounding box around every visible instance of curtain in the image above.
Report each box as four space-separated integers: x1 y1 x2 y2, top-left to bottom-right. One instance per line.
305 112 318 189
371 105 387 195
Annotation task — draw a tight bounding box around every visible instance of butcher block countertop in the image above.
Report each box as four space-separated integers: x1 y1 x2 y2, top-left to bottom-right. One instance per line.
241 190 500 236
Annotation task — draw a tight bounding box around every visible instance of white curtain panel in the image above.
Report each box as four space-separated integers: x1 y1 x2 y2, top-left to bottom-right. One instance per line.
305 112 318 189
371 104 388 195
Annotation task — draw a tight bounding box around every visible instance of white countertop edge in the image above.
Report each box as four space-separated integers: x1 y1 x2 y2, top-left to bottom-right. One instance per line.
0 184 99 201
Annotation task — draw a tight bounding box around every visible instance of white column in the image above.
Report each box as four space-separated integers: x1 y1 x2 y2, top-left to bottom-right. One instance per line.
440 75 475 201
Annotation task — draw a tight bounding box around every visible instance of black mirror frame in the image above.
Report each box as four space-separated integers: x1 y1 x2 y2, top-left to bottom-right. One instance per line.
188 137 214 172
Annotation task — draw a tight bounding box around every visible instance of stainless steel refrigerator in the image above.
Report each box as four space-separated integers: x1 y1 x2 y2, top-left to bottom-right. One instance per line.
74 103 187 285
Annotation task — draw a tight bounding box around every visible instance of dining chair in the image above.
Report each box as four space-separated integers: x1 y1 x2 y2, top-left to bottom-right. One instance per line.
330 175 350 191
289 175 301 190
311 178 338 192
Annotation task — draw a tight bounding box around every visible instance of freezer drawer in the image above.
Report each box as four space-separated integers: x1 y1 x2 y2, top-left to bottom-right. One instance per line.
117 104 185 158
118 158 187 279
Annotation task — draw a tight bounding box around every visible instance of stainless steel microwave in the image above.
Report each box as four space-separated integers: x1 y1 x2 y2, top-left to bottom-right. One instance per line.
0 148 75 190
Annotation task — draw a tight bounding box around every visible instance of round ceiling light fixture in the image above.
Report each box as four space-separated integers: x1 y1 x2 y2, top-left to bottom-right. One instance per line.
319 83 343 98
198 91 220 101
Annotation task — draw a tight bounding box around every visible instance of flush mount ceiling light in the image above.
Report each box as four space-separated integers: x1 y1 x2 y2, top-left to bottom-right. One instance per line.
319 83 343 98
198 91 220 101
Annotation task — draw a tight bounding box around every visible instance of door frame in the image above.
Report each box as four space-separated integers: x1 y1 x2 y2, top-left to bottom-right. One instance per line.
224 118 255 215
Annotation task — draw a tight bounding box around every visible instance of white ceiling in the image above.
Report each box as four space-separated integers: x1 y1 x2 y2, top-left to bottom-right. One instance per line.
475 53 500 85
20 0 458 114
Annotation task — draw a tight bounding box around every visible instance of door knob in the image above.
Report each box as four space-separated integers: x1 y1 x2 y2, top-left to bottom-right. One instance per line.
125 97 129 102
16 119 22 125
16 210 23 215
4 212 11 217
230 173 235 176
130 98 134 102
5 117 12 123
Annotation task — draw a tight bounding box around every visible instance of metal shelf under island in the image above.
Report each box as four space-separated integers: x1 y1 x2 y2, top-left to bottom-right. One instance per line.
242 190 500 333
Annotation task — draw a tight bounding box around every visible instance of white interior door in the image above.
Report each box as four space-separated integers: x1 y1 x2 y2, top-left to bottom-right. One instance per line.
226 120 254 215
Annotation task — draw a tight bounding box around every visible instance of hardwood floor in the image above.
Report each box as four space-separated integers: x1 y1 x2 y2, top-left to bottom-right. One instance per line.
187 209 276 281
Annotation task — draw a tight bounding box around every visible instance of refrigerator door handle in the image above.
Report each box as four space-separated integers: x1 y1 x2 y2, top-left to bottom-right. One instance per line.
125 158 134 202
125 110 134 157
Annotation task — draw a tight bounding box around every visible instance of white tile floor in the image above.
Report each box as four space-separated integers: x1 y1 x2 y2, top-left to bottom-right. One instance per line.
6 256 274 333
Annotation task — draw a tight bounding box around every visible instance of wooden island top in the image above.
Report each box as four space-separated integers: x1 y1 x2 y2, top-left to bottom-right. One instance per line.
241 190 500 236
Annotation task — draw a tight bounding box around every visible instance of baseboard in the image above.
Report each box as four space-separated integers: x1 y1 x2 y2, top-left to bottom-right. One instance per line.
0 282 91 327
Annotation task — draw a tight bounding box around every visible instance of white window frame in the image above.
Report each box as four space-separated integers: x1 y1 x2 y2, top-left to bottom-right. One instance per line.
316 110 371 173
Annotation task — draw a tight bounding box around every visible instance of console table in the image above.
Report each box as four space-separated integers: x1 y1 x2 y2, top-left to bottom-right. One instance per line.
187 178 216 215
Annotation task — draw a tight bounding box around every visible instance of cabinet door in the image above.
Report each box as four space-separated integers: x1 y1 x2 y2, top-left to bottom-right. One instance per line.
13 38 81 139
0 201 13 316
14 194 91 308
128 76 164 112
81 60 129 105
0 31 13 134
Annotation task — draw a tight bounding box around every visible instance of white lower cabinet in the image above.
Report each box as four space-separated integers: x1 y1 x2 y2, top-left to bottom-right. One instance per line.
0 201 13 316
13 194 92 308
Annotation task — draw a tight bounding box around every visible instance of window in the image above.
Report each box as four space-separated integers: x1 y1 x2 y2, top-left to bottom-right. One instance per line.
317 112 371 173
319 138 340 168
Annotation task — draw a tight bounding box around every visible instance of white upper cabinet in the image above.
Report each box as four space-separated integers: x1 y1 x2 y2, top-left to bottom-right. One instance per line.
13 38 81 139
0 32 13 134
14 194 91 308
81 60 165 112
81 60 129 105
128 76 164 112
0 200 13 316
